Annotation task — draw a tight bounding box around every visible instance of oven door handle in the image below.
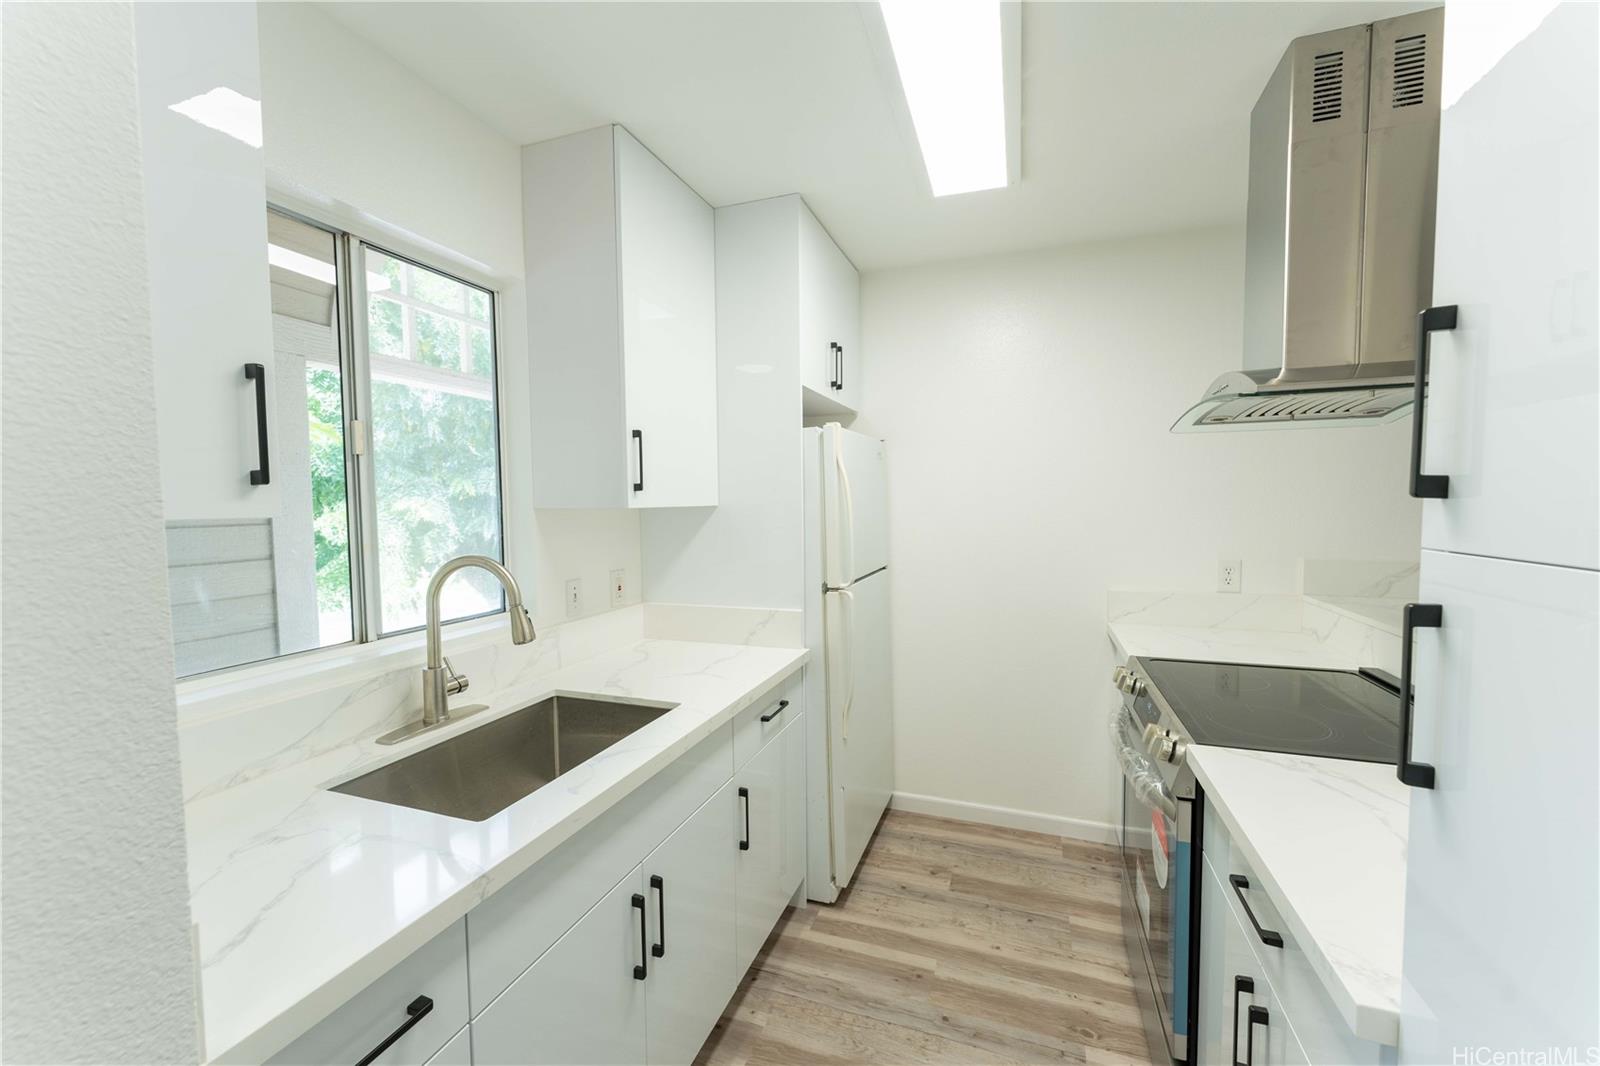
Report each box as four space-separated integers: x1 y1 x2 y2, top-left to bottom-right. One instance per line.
1111 708 1178 819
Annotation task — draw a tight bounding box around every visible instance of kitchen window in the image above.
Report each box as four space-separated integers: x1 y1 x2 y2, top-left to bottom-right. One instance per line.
160 206 505 677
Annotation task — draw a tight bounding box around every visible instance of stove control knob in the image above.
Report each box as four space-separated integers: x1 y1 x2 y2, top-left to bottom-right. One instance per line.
1130 677 1147 698
1112 666 1129 689
1152 732 1179 764
1141 723 1162 750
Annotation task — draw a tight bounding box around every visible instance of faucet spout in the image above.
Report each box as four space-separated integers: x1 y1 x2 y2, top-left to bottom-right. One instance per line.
421 555 537 726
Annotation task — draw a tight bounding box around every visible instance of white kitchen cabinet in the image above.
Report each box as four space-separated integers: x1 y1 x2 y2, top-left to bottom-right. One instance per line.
471 868 649 1066
523 124 717 509
781 711 808 899
716 195 862 420
798 203 862 414
642 784 738 1065
267 920 469 1066
734 714 807 975
133 1 277 522
424 1027 471 1066
1399 549 1598 1064
1417 2 1597 570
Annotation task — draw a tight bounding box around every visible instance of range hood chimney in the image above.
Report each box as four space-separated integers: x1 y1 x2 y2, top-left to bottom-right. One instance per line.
1174 8 1444 432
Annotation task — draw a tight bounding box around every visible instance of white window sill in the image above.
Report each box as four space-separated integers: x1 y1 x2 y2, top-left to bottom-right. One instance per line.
174 614 514 724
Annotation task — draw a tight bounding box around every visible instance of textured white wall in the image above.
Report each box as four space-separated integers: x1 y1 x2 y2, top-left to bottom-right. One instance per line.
1 3 200 1060
855 227 1423 834
257 3 641 625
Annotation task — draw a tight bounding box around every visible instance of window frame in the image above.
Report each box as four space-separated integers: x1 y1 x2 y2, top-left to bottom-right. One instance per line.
264 201 511 660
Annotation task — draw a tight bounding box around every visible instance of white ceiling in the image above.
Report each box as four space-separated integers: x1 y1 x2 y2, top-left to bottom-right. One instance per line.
323 1 1427 272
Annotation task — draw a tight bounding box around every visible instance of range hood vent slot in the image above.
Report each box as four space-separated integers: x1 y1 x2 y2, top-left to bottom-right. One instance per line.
1393 33 1428 107
1311 50 1345 122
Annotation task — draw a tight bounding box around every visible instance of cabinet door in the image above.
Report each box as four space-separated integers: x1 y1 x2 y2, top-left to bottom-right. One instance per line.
1420 3 1598 570
643 784 737 1065
471 867 648 1066
781 712 808 900
1400 549 1599 1063
616 127 718 509
797 204 837 398
734 733 789 975
828 236 861 412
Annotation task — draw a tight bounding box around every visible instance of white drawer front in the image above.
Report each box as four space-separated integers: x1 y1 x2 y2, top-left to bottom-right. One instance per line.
731 670 801 771
468 725 733 1013
267 920 468 1066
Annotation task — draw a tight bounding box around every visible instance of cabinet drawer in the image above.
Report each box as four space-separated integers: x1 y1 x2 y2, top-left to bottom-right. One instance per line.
732 669 801 770
467 724 733 1014
1206 844 1388 1064
267 920 468 1066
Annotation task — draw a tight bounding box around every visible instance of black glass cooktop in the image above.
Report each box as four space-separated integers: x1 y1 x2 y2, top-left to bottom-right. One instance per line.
1140 658 1401 764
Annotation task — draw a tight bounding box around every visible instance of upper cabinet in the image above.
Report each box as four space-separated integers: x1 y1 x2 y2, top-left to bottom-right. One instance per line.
524 125 718 509
798 204 862 416
1418 3 1598 570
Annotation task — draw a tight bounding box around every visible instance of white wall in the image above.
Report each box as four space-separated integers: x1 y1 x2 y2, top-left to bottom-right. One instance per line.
1 3 200 1059
257 3 640 626
855 226 1423 835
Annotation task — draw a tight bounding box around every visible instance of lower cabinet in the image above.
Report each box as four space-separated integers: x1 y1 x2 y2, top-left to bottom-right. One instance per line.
472 868 649 1066
644 782 738 1065
470 677 806 1066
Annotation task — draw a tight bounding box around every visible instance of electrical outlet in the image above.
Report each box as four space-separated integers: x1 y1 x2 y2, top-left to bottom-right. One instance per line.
1217 559 1242 594
564 578 582 618
609 569 626 608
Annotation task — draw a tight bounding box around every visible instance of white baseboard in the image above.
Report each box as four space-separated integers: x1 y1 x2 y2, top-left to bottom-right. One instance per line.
889 791 1118 846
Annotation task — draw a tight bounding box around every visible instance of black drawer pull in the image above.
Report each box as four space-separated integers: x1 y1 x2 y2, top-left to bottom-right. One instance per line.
738 786 750 851
353 994 432 1066
245 363 271 486
1228 875 1284 948
631 429 644 493
650 874 665 958
631 892 647 980
1245 1005 1268 1066
1231 976 1253 1066
1410 305 1456 499
1399 602 1443 789
759 698 790 724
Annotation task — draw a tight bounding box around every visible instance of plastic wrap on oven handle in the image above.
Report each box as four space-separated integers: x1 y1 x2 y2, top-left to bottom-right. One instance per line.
1110 705 1178 819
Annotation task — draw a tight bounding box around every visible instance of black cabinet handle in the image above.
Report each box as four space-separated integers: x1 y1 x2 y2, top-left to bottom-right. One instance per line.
353 994 432 1066
1231 976 1254 1066
1399 602 1443 789
631 429 644 493
244 363 270 486
759 698 789 724
738 786 750 850
1245 1005 1269 1066
631 892 647 980
827 342 839 389
1410 305 1457 499
836 344 845 392
1228 875 1284 948
650 874 665 958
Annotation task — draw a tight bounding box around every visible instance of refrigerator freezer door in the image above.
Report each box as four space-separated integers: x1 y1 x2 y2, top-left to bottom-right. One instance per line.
823 425 889 586
824 571 894 889
1399 549 1598 1063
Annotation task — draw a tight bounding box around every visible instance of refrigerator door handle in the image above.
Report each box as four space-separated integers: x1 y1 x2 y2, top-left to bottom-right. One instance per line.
838 588 856 741
834 432 856 585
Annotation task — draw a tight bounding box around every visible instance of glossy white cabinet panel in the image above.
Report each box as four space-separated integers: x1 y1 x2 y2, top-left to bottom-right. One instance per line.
643 784 738 1065
733 723 787 976
798 203 861 413
266 920 468 1066
1199 857 1309 1066
422 1026 470 1066
731 672 803 771
1421 2 1598 570
133 1 275 521
523 125 717 509
470 868 649 1066
1399 549 1599 1064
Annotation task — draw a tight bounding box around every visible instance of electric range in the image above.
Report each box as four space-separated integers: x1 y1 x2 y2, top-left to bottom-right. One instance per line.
1108 657 1402 1066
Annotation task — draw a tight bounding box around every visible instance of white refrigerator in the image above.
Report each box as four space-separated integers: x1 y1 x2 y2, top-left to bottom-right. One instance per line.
802 424 894 902
1399 4 1598 1063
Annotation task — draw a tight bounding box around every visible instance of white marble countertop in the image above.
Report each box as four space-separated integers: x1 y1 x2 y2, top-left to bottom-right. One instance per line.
185 638 807 1064
1105 609 1409 1045
1187 746 1408 1045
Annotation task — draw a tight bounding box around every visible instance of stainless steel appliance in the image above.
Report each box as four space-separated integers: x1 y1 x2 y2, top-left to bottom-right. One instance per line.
1174 7 1445 431
1110 657 1403 1064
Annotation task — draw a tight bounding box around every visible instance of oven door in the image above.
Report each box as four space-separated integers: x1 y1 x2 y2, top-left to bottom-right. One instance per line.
1113 706 1193 1065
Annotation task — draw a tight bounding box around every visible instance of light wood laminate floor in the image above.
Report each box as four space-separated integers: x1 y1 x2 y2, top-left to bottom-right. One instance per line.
695 810 1157 1066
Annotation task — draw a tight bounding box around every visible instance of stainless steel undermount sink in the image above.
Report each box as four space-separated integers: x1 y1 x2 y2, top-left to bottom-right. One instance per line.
330 694 675 821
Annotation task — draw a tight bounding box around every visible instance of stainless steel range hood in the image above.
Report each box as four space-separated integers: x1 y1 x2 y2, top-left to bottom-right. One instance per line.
1175 8 1443 432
